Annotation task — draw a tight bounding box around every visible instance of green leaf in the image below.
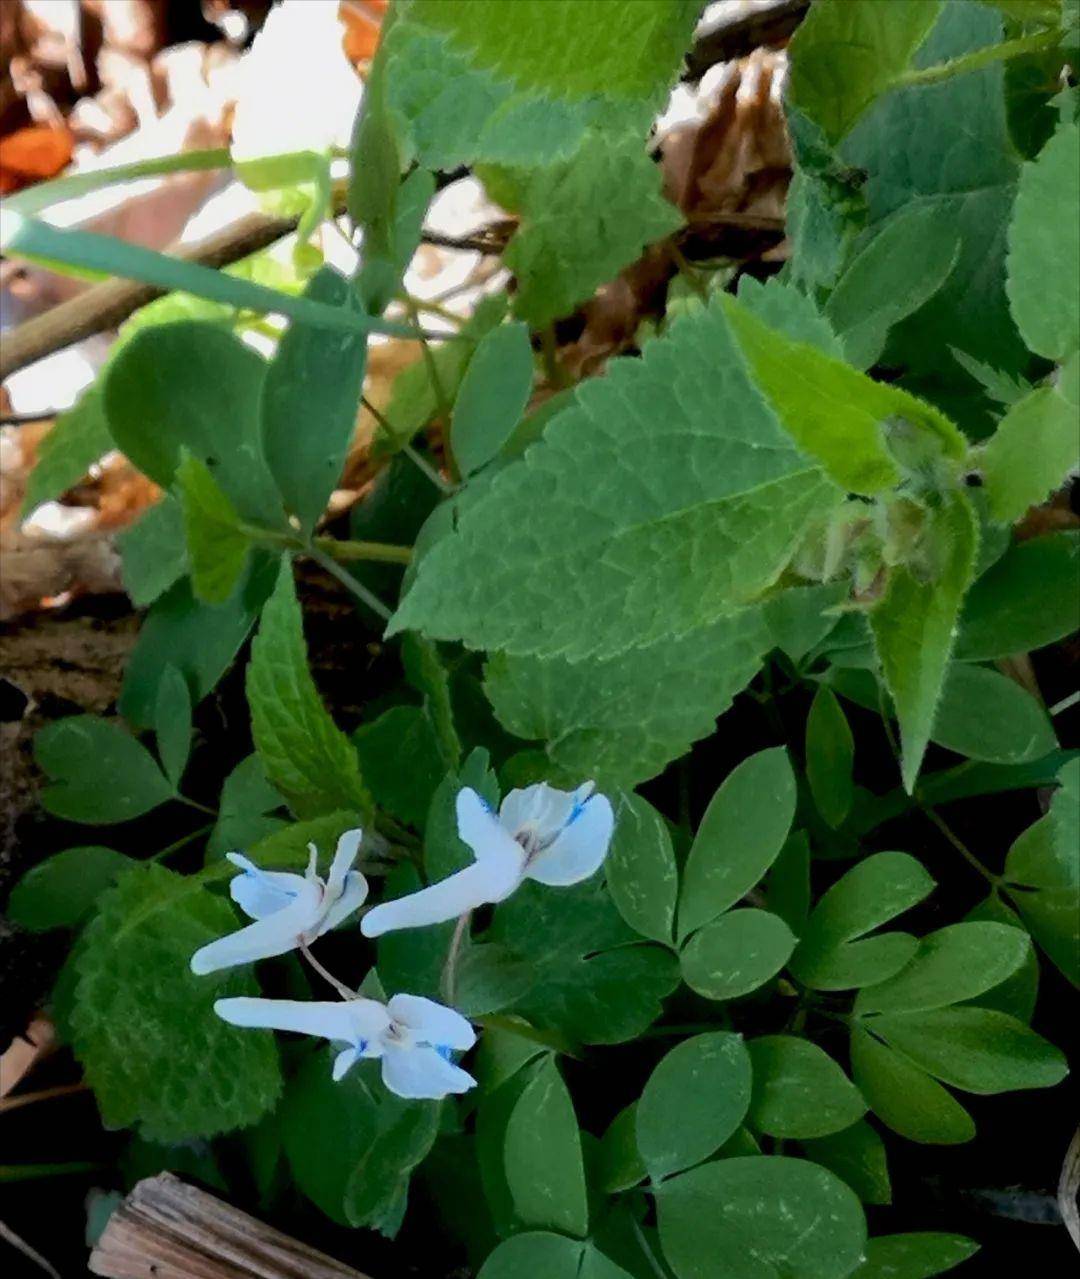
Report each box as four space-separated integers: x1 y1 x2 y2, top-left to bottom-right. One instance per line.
598 1103 647 1193
748 1036 867 1140
103 322 281 524
35 715 174 824
791 852 935 991
353 706 444 830
680 909 797 1002
7 847 132 932
118 497 188 608
856 921 1031 1014
488 879 679 1045
176 452 252 605
153 665 192 788
455 943 536 1018
479 1233 633 1279
850 1233 979 1279
721 292 964 496
981 384 1080 522
762 581 849 665
207 754 285 859
931 662 1057 763
402 635 461 770
849 1026 975 1145
70 864 281 1140
636 1033 753 1180
802 1120 892 1206
766 831 812 936
658 1155 867 1279
281 1049 378 1226
1005 757 1080 983
1006 119 1080 359
451 321 534 475
870 492 979 791
788 0 943 143
246 560 372 820
503 131 682 327
484 609 769 788
119 554 278 729
868 1006 1067 1093
606 793 679 944
261 267 368 534
806 687 855 828
679 748 797 939
391 295 842 661
825 204 961 369
965 891 1039 1021
20 386 113 517
956 531 1080 659
345 1092 441 1234
504 1056 588 1237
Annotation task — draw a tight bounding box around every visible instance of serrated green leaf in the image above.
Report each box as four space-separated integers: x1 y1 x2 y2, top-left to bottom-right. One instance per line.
7 846 132 932
261 268 368 534
658 1156 867 1279
802 1120 892 1206
488 879 679 1044
103 321 281 524
1005 757 1080 983
636 1033 752 1181
981 384 1080 522
722 292 964 495
956 531 1080 659
856 921 1031 1014
735 277 845 355
246 559 372 819
451 321 534 475
176 452 252 605
931 662 1058 763
483 608 769 789
20 385 113 517
870 492 979 792
1006 119 1080 359
504 131 681 327
153 665 192 788
680 909 797 1002
825 204 961 369
788 0 943 144
70 864 281 1140
504 1056 587 1237
118 497 188 609
792 852 934 991
849 1026 975 1145
850 1233 979 1279
679 748 797 940
391 295 842 661
748 1036 867 1140
35 715 174 824
806 686 855 828
869 1007 1067 1093
606 793 678 944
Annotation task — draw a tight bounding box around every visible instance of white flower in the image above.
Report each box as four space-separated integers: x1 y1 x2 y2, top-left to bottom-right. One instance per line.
214 993 477 1099
230 0 362 165
360 782 614 938
190 830 368 975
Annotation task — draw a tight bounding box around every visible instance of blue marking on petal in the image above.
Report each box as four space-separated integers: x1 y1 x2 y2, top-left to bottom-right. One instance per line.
436 1044 454 1061
566 798 587 827
357 1038 367 1055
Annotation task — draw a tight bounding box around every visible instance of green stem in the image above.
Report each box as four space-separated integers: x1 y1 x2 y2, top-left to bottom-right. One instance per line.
176 795 217 818
148 823 214 864
403 442 455 493
314 535 413 565
892 29 1059 91
0 1162 103 1182
405 296 453 428
630 1214 669 1279
307 543 393 621
1049 689 1080 718
919 802 1002 888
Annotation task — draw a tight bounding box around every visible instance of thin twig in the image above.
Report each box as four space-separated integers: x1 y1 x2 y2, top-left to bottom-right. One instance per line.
441 911 472 1007
403 442 454 493
919 803 1001 888
299 942 357 1001
0 1081 89 1115
148 823 215 864
306 543 392 621
0 1220 60 1279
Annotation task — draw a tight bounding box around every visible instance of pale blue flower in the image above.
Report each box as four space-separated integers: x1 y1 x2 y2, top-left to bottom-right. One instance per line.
214 993 477 1099
360 782 614 938
190 830 368 975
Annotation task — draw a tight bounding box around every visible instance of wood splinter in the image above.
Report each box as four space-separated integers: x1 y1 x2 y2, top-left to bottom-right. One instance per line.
88 1172 371 1279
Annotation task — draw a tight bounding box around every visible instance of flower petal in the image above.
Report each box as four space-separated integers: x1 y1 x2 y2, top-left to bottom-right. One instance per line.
499 782 583 841
457 787 527 872
361 861 518 937
333 1045 361 1081
325 828 363 899
190 886 322 975
380 1044 477 1100
318 870 369 934
225 854 307 920
214 996 390 1045
387 994 476 1052
526 791 614 886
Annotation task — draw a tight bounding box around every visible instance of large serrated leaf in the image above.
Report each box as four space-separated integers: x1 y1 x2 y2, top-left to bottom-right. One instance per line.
70 864 281 1141
391 295 842 660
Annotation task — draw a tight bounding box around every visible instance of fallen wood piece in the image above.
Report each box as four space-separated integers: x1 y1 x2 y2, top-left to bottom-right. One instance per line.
88 1172 372 1279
